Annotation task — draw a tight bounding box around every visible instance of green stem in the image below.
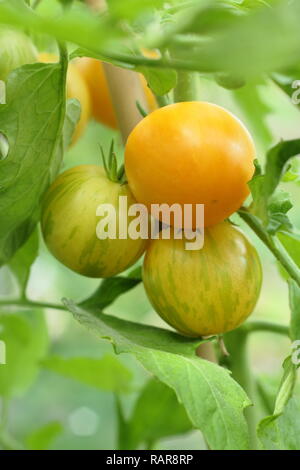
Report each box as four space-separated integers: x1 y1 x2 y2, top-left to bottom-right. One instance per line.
239 321 289 337
101 51 216 73
174 71 199 102
155 94 170 108
0 298 65 311
238 209 300 288
224 330 257 450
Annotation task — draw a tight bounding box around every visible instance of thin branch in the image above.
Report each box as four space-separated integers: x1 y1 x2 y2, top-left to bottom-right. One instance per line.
238 208 300 288
0 299 66 311
240 321 289 337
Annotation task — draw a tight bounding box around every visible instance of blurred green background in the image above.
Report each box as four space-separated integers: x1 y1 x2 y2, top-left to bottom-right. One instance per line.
1 74 300 450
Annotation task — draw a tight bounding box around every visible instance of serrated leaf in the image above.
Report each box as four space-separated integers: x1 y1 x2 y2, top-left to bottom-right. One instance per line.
42 354 132 393
0 60 68 265
249 140 300 232
258 398 300 450
0 310 49 398
266 190 293 234
64 300 252 450
26 421 63 451
128 378 192 449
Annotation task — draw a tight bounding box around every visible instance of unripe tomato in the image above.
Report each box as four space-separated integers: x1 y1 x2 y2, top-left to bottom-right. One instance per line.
38 53 91 145
41 165 148 278
75 57 157 129
0 27 37 81
143 222 262 337
125 102 255 228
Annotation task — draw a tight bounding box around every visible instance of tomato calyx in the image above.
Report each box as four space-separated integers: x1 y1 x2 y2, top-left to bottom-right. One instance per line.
100 140 126 184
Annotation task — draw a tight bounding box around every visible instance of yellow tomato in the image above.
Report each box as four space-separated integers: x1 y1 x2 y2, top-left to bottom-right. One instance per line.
143 222 262 337
125 101 255 228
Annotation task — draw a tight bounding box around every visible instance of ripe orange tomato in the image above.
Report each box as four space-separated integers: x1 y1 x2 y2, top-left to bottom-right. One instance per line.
143 222 262 337
38 53 91 145
125 101 255 228
75 57 157 129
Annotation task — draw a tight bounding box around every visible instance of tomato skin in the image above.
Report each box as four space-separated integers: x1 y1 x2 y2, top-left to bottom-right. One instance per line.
143 222 262 337
38 53 91 145
41 165 148 278
75 57 157 129
75 57 118 129
125 101 255 228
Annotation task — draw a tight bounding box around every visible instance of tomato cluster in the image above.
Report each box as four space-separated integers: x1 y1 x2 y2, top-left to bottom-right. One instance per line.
125 101 262 336
1 29 262 337
42 99 262 337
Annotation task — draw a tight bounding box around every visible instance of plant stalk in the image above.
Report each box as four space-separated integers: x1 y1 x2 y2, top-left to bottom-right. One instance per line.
174 71 199 102
238 209 300 288
0 298 65 311
224 330 257 450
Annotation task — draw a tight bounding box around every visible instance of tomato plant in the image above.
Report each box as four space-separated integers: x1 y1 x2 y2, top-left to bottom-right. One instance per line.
41 164 148 278
143 222 262 337
0 0 300 454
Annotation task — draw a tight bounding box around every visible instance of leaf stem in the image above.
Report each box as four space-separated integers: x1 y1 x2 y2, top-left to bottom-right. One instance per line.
238 209 300 288
174 71 199 102
0 298 65 311
239 321 289 337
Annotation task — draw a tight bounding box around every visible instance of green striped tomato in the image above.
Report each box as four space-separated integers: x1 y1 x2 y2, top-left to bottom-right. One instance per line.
143 222 262 337
41 165 148 278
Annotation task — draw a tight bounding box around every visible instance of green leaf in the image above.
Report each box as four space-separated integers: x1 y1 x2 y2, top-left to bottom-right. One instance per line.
80 267 142 312
258 398 300 450
232 81 273 151
107 0 166 20
277 231 300 268
128 378 192 449
264 140 300 200
274 357 297 416
288 279 300 342
266 190 293 235
0 310 49 398
64 300 252 450
7 229 39 296
0 59 68 265
138 67 177 96
26 421 63 451
249 140 300 231
42 354 132 393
